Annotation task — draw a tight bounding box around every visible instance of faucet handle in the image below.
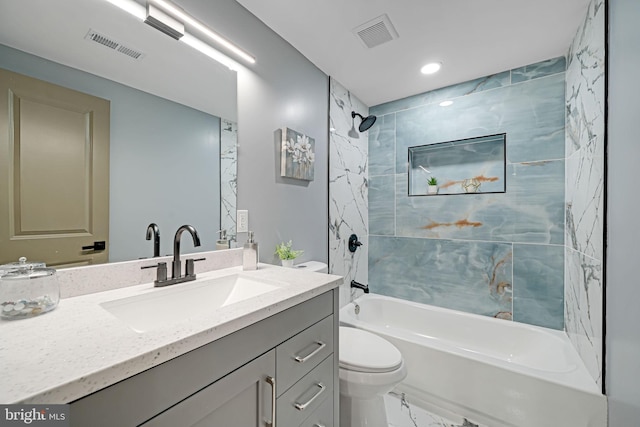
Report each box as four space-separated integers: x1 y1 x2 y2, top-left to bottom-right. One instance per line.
141 262 167 282
185 258 206 277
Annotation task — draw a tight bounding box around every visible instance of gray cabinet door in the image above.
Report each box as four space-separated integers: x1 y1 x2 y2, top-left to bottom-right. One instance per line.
141 350 276 427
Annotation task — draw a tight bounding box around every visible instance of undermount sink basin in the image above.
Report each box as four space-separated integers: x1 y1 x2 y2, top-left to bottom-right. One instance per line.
100 273 285 333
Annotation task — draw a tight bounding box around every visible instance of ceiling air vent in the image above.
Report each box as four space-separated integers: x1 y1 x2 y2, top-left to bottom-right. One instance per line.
84 29 145 60
353 14 399 49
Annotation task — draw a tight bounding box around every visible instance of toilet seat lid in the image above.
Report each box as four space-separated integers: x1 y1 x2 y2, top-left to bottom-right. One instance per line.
339 327 402 373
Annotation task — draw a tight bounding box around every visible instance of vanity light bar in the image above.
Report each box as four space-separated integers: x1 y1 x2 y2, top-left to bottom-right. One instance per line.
181 33 240 71
145 3 184 40
150 0 256 64
102 0 251 69
104 0 145 20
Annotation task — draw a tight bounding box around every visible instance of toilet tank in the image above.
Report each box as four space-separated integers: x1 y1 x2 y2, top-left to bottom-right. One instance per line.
295 261 328 273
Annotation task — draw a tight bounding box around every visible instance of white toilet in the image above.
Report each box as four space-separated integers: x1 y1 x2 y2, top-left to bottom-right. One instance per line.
339 326 407 427
295 261 407 427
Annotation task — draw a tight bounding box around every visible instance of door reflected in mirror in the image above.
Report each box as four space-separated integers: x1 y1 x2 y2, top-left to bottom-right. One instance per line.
0 0 238 266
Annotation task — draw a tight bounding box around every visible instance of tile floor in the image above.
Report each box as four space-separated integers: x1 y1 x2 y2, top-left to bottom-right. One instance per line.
385 393 486 427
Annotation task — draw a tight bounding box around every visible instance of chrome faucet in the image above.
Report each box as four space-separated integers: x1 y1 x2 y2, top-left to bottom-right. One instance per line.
145 223 161 257
172 225 201 279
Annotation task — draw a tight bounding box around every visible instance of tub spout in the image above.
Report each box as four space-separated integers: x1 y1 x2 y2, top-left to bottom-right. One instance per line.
350 280 369 293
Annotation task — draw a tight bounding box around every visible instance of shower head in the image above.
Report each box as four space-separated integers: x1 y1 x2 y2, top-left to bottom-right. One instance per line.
351 111 377 132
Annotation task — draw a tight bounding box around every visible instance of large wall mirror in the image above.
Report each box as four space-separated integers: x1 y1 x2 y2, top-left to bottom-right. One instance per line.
0 0 237 266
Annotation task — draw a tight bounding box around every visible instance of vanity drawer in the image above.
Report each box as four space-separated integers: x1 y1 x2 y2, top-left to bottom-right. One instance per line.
277 354 333 427
298 392 333 427
277 314 334 396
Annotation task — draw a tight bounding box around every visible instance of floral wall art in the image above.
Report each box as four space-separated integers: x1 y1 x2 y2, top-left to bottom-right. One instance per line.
280 127 315 181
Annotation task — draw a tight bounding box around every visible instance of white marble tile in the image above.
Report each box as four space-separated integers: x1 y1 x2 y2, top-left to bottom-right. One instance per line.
564 0 605 388
385 393 485 427
329 78 369 307
220 119 238 242
565 246 603 386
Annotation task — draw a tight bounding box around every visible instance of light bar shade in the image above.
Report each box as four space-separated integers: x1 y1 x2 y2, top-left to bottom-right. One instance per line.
102 0 254 68
145 3 184 40
150 0 255 64
181 34 240 71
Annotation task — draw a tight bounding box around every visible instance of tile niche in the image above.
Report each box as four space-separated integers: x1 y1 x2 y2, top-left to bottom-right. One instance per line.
408 133 506 196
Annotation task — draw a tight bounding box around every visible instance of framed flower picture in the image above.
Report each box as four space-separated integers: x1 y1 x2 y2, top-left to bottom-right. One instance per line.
280 127 315 181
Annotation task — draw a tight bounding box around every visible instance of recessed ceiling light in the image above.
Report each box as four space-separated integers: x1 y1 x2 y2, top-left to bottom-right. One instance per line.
439 100 453 107
420 62 442 75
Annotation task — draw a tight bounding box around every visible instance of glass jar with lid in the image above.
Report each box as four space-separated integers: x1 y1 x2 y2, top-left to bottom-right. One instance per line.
0 257 59 320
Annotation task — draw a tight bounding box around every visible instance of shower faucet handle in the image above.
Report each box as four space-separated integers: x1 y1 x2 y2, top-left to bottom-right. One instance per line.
348 234 362 252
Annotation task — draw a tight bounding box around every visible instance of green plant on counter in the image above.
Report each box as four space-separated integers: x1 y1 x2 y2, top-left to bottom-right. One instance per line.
275 241 304 260
427 176 438 186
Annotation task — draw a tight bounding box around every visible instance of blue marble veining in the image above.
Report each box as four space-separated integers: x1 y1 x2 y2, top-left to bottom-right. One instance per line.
511 56 566 84
371 56 566 118
509 160 565 245
370 236 513 318
371 71 510 117
368 57 567 329
512 244 564 329
393 73 565 174
393 160 564 245
369 175 395 236
368 114 396 176
563 0 605 387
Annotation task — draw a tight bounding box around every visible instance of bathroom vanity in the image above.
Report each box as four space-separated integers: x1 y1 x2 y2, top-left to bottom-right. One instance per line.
0 250 342 427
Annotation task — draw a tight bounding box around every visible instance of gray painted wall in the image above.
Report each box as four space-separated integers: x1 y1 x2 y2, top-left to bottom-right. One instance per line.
180 0 330 265
0 44 221 262
607 0 640 423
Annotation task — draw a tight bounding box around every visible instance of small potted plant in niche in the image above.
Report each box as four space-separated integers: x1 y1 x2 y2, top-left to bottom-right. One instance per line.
275 241 304 268
427 176 439 195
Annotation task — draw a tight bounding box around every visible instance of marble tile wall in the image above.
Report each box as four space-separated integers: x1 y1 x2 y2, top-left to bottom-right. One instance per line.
369 57 566 329
220 119 238 243
564 0 605 387
329 78 369 307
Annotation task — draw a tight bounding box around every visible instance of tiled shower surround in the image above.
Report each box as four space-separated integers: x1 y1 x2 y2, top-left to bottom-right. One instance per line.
329 0 603 389
369 58 567 330
564 0 605 388
329 79 368 307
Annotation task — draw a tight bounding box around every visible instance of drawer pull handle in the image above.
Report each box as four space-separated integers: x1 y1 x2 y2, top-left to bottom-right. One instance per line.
313 425 326 427
294 341 326 363
266 376 276 427
294 383 325 411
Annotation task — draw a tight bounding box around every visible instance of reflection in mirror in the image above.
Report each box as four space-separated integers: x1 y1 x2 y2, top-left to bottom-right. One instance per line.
0 0 238 266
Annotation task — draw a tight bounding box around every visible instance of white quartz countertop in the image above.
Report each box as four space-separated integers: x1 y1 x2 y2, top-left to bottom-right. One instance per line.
0 264 342 404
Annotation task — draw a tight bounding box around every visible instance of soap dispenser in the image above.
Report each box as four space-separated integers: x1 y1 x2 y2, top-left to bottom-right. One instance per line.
216 229 230 250
243 231 258 270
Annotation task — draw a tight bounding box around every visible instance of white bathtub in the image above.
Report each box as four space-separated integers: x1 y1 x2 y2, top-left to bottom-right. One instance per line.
340 294 606 427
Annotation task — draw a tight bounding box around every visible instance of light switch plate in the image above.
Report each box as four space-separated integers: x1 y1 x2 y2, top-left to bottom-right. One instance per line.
237 210 248 233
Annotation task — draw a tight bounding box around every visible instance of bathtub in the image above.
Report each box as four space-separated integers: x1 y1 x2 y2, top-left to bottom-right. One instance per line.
340 294 606 427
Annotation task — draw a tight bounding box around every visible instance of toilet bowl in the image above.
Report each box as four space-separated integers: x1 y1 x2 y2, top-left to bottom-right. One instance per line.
339 326 407 427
